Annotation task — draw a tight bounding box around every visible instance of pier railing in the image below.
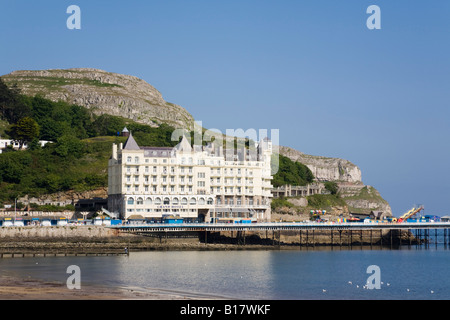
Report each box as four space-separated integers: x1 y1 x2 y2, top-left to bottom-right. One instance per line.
108 221 450 232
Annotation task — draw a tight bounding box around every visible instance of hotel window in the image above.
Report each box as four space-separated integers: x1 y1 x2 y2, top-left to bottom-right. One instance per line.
180 186 185 192
134 156 139 164
173 197 179 205
145 166 149 173
127 197 134 205
134 186 139 192
163 197 170 205
170 176 175 183
155 197 162 205
145 198 152 205
127 166 131 173
152 186 157 192
188 186 192 192
190 197 196 205
207 198 213 205
188 167 193 173
170 186 175 192
181 197 188 205
153 166 157 173
126 176 131 182
134 176 139 182
162 186 167 192
137 197 143 205
127 156 132 163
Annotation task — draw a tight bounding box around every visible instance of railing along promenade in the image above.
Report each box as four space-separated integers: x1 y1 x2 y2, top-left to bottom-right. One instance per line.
108 221 450 233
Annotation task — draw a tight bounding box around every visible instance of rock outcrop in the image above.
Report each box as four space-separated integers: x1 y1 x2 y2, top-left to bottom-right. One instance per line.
1 68 195 130
278 146 392 217
279 146 362 183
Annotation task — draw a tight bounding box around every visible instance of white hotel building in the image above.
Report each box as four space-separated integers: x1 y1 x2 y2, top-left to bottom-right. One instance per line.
107 132 273 222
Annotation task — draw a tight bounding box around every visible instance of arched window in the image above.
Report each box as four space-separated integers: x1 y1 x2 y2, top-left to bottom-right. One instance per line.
207 198 214 205
145 197 152 205
198 197 205 205
163 197 170 205
155 197 162 205
127 197 134 205
137 197 143 205
190 197 197 205
181 197 188 205
172 197 179 205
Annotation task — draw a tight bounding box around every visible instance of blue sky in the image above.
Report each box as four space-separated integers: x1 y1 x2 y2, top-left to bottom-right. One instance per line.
1 1 449 217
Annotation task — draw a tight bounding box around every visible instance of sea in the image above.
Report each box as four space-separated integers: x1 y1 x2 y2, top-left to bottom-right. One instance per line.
1 244 449 301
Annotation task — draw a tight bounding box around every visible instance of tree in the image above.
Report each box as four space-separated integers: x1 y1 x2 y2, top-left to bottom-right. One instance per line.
0 78 31 123
324 181 339 195
8 117 40 149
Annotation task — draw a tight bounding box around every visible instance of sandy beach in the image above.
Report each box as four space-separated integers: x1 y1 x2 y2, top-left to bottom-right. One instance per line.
0 274 224 300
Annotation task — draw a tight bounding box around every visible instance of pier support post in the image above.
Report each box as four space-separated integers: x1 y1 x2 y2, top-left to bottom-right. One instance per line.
435 229 437 248
299 230 302 248
312 229 315 248
331 230 333 247
370 229 373 249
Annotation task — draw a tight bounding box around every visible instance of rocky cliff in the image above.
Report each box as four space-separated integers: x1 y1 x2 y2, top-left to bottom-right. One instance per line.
278 146 392 217
279 146 362 183
1 68 195 130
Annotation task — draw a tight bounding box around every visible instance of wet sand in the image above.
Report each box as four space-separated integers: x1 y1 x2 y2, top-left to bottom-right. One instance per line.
0 274 225 300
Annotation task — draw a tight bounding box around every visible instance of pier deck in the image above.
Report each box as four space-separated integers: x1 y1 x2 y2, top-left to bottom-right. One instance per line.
108 221 450 233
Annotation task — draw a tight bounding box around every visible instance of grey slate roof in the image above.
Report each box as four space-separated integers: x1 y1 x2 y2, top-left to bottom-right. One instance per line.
123 132 140 150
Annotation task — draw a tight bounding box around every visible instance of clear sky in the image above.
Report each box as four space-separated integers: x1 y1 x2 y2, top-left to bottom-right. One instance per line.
1 1 449 217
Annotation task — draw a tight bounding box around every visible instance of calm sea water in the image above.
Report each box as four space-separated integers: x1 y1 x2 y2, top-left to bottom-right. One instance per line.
1 246 449 300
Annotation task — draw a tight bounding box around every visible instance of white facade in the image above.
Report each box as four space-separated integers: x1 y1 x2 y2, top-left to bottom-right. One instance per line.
107 134 273 222
0 138 51 153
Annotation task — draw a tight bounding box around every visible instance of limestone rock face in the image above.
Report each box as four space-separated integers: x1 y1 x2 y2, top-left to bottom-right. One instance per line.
278 146 392 217
1 68 195 130
279 146 362 182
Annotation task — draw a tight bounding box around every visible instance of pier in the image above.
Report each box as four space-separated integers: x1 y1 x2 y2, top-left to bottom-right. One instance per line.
108 221 450 247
